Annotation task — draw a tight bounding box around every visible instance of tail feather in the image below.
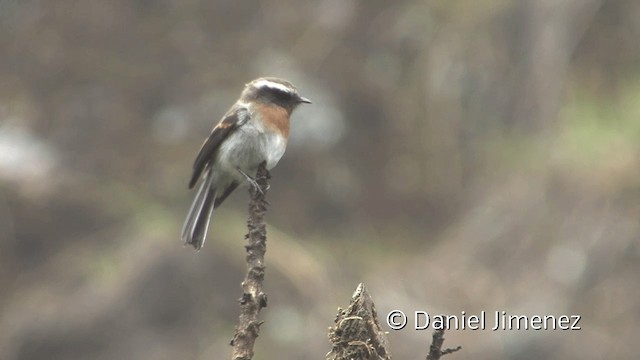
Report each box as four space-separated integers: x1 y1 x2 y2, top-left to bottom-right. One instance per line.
182 169 216 250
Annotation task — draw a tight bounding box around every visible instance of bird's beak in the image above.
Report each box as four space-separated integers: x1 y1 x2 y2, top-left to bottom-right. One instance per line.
298 96 312 104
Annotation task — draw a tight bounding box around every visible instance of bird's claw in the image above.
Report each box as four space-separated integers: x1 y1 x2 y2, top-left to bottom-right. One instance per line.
237 168 264 195
248 178 264 195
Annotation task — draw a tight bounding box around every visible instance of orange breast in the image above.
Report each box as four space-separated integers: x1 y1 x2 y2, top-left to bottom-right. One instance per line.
256 103 290 138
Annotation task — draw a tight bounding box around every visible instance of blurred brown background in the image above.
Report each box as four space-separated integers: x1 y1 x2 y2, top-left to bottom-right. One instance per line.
1 0 639 359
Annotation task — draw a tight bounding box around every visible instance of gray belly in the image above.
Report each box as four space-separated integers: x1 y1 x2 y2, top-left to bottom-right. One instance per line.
215 121 287 182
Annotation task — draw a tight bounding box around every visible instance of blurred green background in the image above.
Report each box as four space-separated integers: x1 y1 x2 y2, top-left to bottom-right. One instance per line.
1 0 639 359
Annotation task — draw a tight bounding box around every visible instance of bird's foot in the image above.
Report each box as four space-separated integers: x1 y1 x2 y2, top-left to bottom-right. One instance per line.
237 168 264 195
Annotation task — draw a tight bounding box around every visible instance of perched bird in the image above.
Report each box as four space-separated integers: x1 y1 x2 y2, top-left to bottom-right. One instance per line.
182 77 311 250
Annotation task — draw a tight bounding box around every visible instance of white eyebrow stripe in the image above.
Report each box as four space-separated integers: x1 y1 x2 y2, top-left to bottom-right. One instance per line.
253 79 293 94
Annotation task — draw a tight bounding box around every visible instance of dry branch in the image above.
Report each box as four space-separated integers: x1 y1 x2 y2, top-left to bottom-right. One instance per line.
426 329 462 360
230 162 271 360
328 283 391 360
328 284 462 360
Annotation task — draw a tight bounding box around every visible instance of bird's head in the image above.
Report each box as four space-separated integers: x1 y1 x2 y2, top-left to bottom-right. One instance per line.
241 77 311 113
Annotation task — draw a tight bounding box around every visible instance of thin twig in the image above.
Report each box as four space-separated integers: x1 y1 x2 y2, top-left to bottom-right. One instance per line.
230 162 271 360
426 329 462 360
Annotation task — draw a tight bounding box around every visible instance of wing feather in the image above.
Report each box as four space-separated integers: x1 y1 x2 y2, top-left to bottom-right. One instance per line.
188 105 249 188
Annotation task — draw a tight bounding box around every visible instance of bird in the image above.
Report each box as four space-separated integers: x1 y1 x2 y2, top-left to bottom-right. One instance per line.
181 77 311 250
